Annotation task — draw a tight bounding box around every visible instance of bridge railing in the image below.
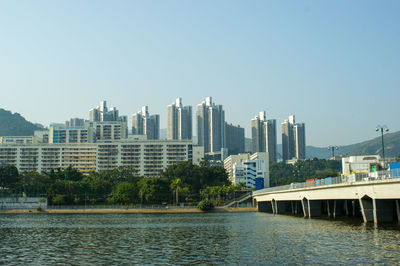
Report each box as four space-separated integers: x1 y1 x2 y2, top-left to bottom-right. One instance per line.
253 169 398 195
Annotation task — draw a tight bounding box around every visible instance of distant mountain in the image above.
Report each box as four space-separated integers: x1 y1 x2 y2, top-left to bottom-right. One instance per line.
0 108 43 136
255 132 400 160
306 131 400 159
305 145 352 159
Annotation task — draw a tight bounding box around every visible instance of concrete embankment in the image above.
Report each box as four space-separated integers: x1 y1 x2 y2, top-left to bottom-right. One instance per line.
0 207 257 214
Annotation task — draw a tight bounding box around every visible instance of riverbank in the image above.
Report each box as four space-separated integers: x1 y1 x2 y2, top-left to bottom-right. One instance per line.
0 207 257 214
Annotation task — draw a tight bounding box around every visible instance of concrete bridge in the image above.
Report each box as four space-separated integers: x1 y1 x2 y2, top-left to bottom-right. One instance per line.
253 171 400 224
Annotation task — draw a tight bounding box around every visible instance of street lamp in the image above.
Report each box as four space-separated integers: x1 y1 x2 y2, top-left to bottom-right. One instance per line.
376 125 389 169
328 145 339 159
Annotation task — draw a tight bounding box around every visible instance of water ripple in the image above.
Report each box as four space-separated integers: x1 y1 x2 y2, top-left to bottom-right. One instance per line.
0 213 399 265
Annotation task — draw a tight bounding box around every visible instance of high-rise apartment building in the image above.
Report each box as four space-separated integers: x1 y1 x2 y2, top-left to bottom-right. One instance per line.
49 125 97 144
294 123 306 159
132 106 160 140
251 111 277 162
281 115 306 162
89 100 127 122
167 98 192 140
196 97 225 154
66 118 85 128
225 122 245 155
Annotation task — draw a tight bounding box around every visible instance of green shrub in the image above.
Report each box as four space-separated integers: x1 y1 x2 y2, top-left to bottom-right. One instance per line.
106 197 114 204
36 206 42 212
38 198 47 203
197 200 214 211
52 194 66 205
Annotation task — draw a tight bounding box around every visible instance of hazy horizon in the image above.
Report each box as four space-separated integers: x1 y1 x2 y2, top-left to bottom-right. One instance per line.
1 1 399 146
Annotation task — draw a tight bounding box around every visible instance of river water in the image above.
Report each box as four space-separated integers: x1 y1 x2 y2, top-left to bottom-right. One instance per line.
0 212 399 265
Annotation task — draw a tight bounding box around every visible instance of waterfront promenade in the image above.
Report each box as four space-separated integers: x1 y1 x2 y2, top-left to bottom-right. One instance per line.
0 207 256 214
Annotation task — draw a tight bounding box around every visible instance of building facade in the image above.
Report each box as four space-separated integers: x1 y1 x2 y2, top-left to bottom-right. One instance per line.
132 106 160 140
167 98 192 140
225 122 245 156
281 115 306 162
0 136 34 144
89 100 126 122
294 123 306 160
0 140 204 176
224 154 251 182
48 125 97 144
232 159 267 190
251 111 277 162
66 118 85 128
224 152 269 189
196 97 225 155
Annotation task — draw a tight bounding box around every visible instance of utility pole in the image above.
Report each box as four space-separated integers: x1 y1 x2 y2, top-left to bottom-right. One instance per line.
376 125 389 169
328 145 339 159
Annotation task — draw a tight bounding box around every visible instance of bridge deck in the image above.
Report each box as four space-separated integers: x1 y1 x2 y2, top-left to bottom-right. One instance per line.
252 171 400 224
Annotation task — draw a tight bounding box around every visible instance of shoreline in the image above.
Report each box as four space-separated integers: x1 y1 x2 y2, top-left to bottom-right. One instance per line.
0 207 257 214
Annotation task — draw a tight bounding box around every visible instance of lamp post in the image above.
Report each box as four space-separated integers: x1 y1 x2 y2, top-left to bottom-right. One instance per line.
376 125 389 169
328 145 339 159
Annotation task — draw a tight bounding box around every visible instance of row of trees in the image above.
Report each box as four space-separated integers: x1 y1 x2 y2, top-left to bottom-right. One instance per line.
270 158 341 186
1 158 347 205
0 161 233 205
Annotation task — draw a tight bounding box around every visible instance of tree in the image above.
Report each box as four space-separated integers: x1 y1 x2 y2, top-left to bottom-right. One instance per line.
98 167 139 186
162 161 230 202
234 182 247 191
112 182 137 204
80 174 113 201
138 177 170 204
170 178 183 205
269 159 342 187
52 194 66 205
19 171 50 195
62 166 83 181
197 199 214 211
0 166 19 190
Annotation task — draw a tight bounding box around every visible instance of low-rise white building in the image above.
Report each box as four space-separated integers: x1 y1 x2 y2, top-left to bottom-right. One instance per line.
232 159 267 189
224 152 269 189
0 139 204 176
342 155 381 175
224 154 251 182
0 136 34 144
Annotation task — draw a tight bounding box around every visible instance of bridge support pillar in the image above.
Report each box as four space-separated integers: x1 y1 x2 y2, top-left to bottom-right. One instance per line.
373 199 394 224
396 200 400 223
333 200 336 218
326 200 335 217
308 200 322 218
301 198 308 217
359 197 374 223
271 200 276 214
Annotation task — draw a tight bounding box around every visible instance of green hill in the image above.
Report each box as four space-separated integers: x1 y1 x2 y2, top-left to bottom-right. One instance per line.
0 108 43 136
306 131 400 159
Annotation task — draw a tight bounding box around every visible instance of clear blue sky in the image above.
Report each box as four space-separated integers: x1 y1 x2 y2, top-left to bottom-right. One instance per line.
0 1 399 146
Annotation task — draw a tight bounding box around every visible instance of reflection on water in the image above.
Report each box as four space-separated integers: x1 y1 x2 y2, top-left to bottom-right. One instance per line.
0 213 399 265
